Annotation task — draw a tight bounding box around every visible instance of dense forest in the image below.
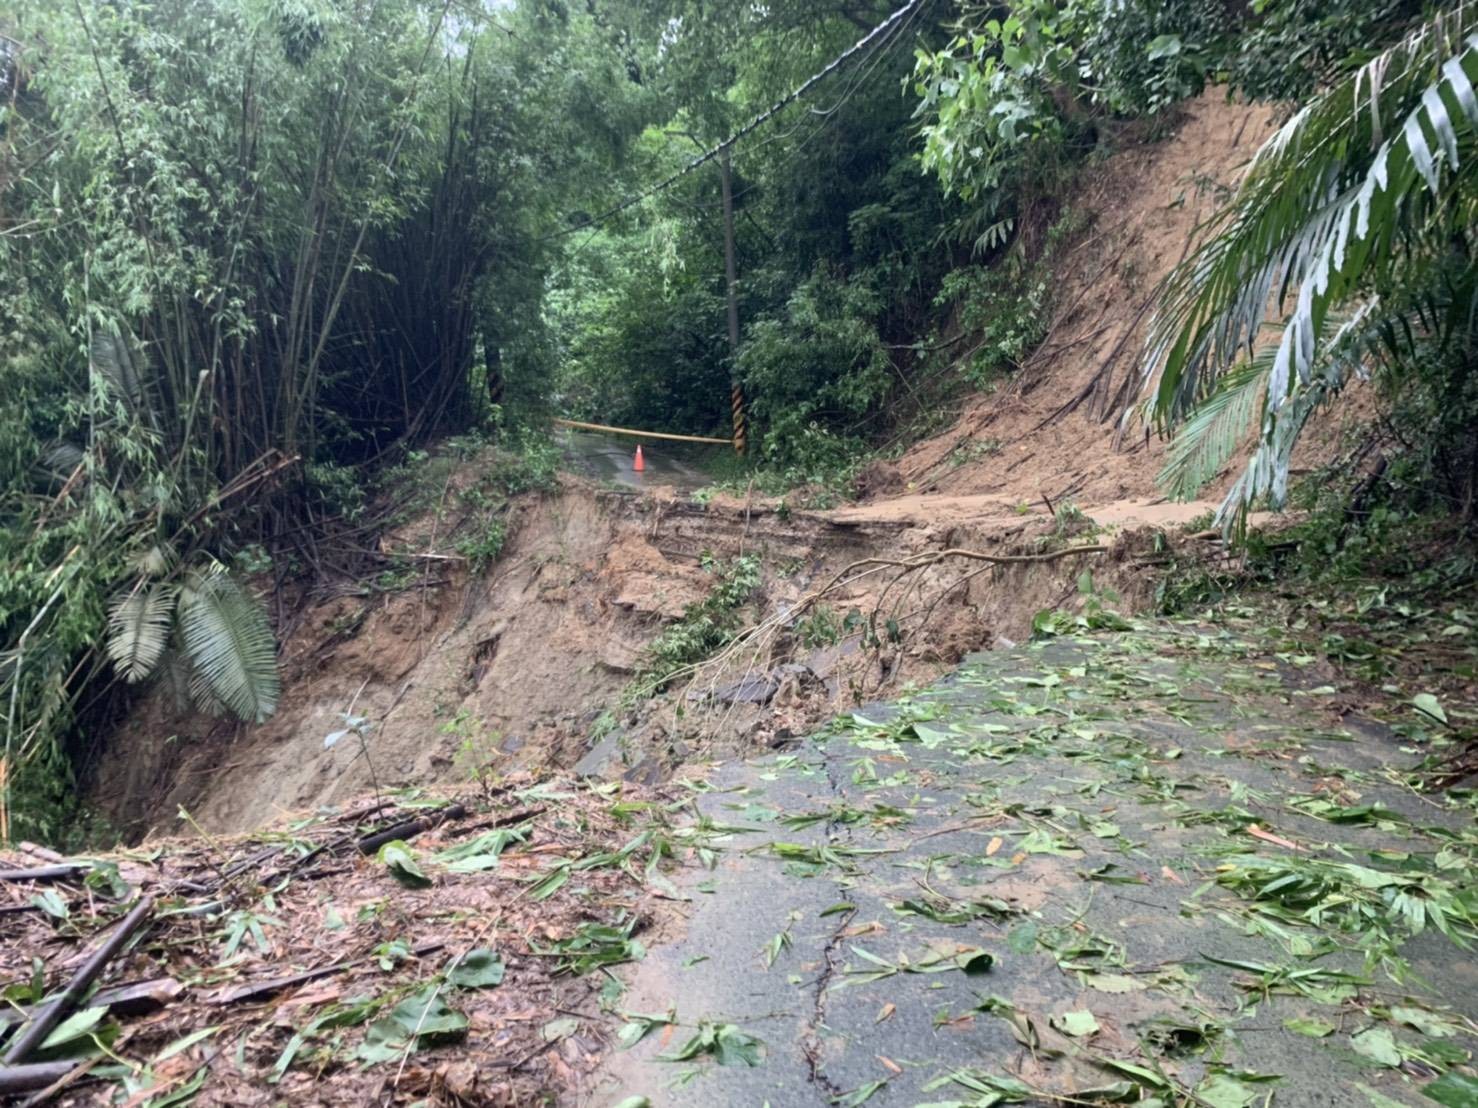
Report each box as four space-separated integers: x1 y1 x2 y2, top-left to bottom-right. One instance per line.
2 0 1474 842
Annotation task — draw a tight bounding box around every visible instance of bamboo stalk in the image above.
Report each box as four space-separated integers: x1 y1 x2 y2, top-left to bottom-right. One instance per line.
0 1062 79 1095
356 803 469 854
2 897 155 1066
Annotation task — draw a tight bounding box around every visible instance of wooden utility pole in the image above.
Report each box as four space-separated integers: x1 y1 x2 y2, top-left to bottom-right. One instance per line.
719 146 745 455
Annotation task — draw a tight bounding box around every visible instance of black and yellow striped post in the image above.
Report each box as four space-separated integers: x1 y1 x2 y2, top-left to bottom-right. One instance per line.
730 382 747 456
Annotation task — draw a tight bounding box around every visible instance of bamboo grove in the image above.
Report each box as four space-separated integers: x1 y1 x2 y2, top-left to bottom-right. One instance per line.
0 0 639 839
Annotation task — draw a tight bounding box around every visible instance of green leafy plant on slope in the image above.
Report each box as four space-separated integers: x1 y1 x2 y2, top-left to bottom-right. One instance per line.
107 564 280 723
1139 8 1478 527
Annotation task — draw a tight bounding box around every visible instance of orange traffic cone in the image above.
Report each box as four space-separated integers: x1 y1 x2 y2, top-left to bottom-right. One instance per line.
634 444 645 472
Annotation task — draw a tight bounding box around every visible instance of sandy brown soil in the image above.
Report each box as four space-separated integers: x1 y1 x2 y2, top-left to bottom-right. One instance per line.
886 90 1369 512
92 481 1163 839
890 92 1280 506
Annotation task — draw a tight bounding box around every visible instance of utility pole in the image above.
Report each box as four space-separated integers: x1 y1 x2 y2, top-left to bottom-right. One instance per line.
668 128 746 455
719 145 745 455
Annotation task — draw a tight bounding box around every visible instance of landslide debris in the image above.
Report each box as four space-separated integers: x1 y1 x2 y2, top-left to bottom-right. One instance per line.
1 775 691 1105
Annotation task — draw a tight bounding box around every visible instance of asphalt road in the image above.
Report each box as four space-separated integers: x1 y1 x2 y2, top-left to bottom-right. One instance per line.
558 428 712 492
585 621 1478 1107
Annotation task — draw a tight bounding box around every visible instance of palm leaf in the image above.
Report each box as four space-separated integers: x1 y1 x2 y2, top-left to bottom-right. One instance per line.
1159 357 1269 500
1134 9 1478 520
1140 12 1478 415
106 583 178 684
178 569 280 723
91 330 143 409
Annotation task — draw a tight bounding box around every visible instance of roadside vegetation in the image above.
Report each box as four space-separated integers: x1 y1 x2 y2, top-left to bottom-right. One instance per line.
2 0 1474 843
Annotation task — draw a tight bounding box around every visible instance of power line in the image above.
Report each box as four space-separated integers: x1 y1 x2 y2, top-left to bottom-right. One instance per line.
653 3 924 215
543 0 927 241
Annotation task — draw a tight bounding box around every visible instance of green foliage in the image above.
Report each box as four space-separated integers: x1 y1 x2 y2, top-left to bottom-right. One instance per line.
0 0 645 838
912 1 1078 206
455 520 507 573
933 261 1052 389
634 555 762 694
491 430 563 497
741 268 893 464
548 4 968 470
1142 8 1478 527
1224 0 1426 102
795 606 844 650
104 565 280 724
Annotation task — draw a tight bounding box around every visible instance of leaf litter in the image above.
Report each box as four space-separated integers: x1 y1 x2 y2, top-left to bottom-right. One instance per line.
596 608 1478 1106
0 771 702 1105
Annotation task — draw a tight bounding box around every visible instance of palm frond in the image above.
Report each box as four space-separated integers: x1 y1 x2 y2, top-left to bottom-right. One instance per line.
178 569 280 723
105 582 178 684
1218 301 1384 529
1139 11 1478 425
1132 7 1478 522
91 330 143 409
1159 356 1269 500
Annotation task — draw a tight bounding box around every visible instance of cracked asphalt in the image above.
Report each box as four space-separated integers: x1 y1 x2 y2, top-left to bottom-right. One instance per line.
585 619 1478 1107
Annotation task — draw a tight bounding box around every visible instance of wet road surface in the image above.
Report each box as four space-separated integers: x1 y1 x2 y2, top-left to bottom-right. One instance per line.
558 428 712 492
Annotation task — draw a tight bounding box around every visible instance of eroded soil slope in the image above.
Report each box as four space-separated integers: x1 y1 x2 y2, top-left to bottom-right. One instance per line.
882 90 1366 521
93 479 1168 839
91 91 1375 841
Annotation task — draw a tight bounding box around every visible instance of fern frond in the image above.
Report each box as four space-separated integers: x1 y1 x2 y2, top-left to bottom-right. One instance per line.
179 569 280 723
106 582 178 683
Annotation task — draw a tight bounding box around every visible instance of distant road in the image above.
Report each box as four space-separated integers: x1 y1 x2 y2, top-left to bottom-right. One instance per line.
556 427 711 491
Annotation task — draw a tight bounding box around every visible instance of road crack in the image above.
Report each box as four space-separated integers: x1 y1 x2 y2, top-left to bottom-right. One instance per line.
801 738 853 1100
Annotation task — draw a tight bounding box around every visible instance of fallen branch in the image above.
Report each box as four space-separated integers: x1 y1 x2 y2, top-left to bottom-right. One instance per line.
3 896 155 1065
673 541 1110 732
809 543 1109 603
356 803 469 854
17 1055 99 1106
206 940 444 1006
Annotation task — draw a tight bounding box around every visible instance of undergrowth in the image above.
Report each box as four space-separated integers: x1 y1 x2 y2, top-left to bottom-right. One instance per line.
1156 486 1477 786
629 554 763 700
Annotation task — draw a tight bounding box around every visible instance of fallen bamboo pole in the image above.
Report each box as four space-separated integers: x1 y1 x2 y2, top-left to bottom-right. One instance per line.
0 1062 79 1095
206 940 444 1006
552 418 731 446
356 803 468 855
0 864 90 883
0 977 183 1030
3 896 155 1066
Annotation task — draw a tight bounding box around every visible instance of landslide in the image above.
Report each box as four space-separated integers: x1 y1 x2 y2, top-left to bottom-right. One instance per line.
89 92 1373 841
89 475 1153 839
877 90 1366 520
